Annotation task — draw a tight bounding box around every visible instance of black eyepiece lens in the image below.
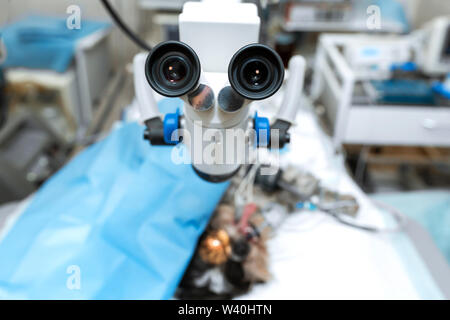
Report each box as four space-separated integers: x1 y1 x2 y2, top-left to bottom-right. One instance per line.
228 44 284 100
145 41 201 97
242 60 269 89
162 56 187 84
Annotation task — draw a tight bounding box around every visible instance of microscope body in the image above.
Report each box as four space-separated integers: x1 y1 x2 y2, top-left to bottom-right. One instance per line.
134 1 305 182
180 1 261 180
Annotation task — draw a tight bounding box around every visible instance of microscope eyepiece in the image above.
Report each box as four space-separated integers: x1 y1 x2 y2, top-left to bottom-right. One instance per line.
242 59 270 90
162 56 187 83
228 44 284 100
145 41 201 97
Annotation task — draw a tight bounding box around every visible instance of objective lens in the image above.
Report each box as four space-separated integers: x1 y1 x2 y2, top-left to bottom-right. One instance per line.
162 57 187 84
242 60 269 89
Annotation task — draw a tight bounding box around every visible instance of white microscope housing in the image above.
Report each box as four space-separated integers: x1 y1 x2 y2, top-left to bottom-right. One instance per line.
134 1 305 182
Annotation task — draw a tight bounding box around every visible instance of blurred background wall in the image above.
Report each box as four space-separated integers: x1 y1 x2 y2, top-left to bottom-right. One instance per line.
3 0 450 45
412 0 450 27
0 0 142 65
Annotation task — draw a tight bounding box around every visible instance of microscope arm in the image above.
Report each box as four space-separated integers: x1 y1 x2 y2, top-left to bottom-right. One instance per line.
133 53 161 122
277 55 306 123
270 55 306 148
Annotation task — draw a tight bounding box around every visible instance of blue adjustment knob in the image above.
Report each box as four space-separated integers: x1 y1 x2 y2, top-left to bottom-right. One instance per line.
254 112 270 148
163 109 180 144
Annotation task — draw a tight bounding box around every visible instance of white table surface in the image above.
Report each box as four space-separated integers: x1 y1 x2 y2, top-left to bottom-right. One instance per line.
237 96 444 299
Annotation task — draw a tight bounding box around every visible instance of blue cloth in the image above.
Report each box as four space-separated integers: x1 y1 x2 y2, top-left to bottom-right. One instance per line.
0 15 110 72
432 82 450 100
0 121 228 299
373 191 450 265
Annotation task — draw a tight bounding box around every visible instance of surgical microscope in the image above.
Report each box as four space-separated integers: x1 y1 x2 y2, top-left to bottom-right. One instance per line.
118 1 305 182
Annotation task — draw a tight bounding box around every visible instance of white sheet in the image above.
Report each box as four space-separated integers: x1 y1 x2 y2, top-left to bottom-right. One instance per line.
237 96 443 299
